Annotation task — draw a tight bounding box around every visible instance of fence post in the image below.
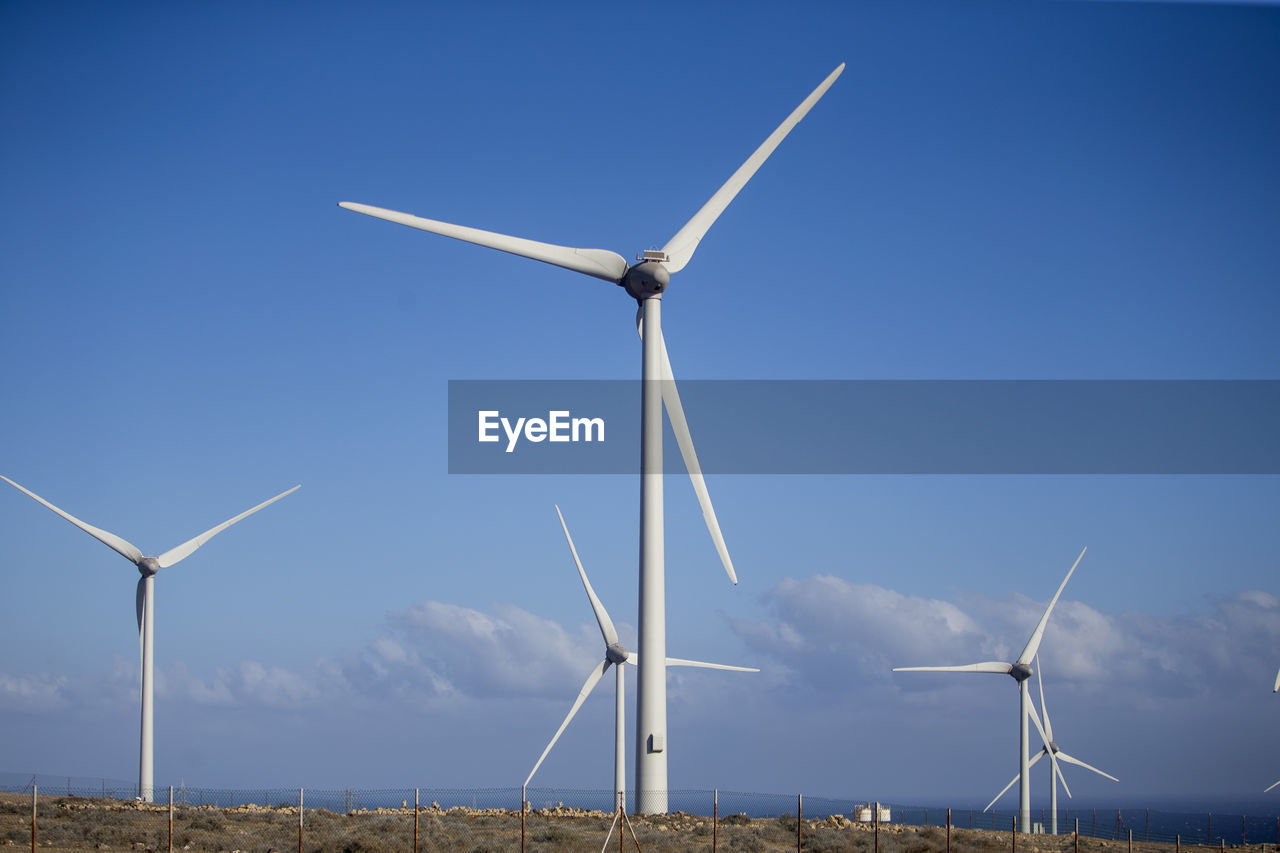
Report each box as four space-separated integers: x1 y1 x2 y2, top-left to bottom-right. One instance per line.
1208 812 1212 845
1075 818 1079 853
947 808 952 853
797 794 802 853
30 784 36 853
298 788 304 853
413 788 419 853
1176 834 1180 853
1092 809 1097 839
1242 814 1247 846
713 789 718 853
520 784 526 853
168 785 174 853
1129 827 1132 853
1012 815 1017 853
874 800 880 853
1146 808 1150 843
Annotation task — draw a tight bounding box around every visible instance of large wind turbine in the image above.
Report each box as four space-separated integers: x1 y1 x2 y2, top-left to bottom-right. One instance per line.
340 64 843 812
525 507 757 810
982 655 1117 834
1 475 299 802
893 546 1087 834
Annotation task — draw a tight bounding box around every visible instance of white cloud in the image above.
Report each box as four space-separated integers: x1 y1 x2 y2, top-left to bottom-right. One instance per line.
0 672 69 712
733 578 1280 706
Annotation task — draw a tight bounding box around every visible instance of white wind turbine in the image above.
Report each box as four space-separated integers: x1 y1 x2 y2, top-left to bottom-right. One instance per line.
340 63 843 812
1 475 299 802
893 546 1087 834
982 655 1117 834
525 507 757 810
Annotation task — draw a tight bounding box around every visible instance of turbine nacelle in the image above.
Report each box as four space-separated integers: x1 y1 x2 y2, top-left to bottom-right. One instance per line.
606 642 630 665
1010 661 1033 682
137 557 160 577
621 260 669 300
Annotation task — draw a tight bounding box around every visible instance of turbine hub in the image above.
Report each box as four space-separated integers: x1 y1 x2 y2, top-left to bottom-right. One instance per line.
1010 662 1033 682
606 642 629 665
1049 741 1060 754
137 557 160 578
621 260 669 300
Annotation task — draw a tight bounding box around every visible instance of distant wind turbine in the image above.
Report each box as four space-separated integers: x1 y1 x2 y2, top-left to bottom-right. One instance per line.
893 546 1087 834
982 655 1117 833
1 475 299 802
341 63 843 812
525 507 757 809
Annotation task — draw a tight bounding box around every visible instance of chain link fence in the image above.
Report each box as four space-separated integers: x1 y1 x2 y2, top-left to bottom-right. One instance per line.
2 774 1277 852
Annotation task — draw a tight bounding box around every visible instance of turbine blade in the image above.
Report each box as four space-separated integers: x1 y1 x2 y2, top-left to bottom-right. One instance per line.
339 202 629 284
635 310 737 583
156 485 299 568
554 506 619 646
892 662 1014 674
655 326 737 585
1036 655 1054 742
1053 755 1073 799
1056 751 1119 783
524 660 610 787
1274 666 1279 693
660 64 845 274
665 657 759 673
1265 779 1280 793
983 768 1023 813
1 475 144 565
1017 546 1087 666
1028 697 1051 749
135 576 146 669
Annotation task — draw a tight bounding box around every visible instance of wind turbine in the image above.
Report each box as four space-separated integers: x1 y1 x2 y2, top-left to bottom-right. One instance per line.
525 507 757 810
893 546 1087 834
340 63 843 812
1 475 299 802
982 655 1117 834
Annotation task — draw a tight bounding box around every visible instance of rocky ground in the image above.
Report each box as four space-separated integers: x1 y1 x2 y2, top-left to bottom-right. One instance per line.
0 792 1264 853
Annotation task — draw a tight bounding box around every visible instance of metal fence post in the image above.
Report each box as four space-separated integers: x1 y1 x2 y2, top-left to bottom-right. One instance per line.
30 784 36 853
947 808 952 853
298 788 303 853
413 788 419 853
797 794 802 853
1208 812 1212 845
168 785 173 853
1128 827 1132 853
1075 818 1079 853
520 784 526 853
713 789 718 853
874 800 880 853
1012 815 1017 853
1243 814 1247 846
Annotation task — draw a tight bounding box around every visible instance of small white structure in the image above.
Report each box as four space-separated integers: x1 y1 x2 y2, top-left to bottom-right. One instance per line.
855 803 891 823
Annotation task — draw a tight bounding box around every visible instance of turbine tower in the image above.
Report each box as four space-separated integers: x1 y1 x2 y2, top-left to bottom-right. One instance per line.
524 507 757 809
893 546 1086 834
340 64 843 812
2 475 299 802
982 655 1117 833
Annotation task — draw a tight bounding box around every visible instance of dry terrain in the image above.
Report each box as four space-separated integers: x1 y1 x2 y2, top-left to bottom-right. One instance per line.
0 793 1256 853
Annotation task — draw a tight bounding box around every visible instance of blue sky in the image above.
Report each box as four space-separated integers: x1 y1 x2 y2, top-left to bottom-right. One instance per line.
2 0 1278 807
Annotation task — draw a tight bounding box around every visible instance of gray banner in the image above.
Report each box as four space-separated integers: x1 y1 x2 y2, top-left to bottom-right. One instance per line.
447 380 1280 474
